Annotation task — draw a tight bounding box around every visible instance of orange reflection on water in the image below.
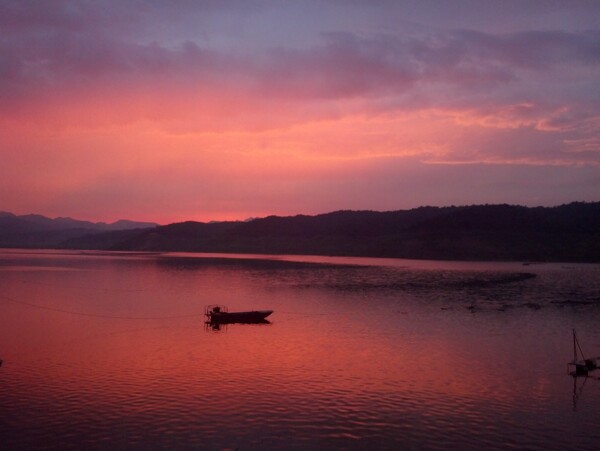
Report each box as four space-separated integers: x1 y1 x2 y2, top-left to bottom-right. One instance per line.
1 250 600 449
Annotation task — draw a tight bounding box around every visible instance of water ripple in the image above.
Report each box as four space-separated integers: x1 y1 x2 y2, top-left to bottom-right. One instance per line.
1 253 600 449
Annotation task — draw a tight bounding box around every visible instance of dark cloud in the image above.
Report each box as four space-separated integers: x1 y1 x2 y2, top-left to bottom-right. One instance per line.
2 1 599 222
450 29 600 70
0 0 137 35
0 0 600 98
0 0 598 161
256 32 418 99
3 12 598 105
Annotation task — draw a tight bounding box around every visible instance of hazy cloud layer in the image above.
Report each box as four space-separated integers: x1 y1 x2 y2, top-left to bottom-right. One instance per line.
1 1 599 221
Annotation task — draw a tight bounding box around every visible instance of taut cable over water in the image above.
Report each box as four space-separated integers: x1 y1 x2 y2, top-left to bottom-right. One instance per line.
0 293 206 320
1 293 324 321
568 329 600 376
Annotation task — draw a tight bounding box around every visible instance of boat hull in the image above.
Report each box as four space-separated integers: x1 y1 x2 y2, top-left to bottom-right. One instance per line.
208 310 273 324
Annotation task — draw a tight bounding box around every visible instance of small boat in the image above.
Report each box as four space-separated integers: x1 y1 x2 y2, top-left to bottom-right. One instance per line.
568 329 599 376
205 304 273 324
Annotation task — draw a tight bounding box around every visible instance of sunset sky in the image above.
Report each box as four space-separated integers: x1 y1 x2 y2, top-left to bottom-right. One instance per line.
1 0 599 223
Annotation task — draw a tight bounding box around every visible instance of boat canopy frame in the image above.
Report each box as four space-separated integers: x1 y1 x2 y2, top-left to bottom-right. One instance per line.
205 304 229 317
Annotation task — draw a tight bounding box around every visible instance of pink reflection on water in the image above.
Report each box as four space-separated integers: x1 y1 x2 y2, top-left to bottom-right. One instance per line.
0 249 599 449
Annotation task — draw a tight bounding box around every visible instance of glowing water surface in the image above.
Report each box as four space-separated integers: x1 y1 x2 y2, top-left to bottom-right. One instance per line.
1 249 599 450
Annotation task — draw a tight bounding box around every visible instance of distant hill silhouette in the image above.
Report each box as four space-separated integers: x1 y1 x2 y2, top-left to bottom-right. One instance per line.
52 202 600 262
0 212 158 248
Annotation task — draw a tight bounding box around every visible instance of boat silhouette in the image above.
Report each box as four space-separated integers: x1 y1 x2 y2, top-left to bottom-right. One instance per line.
205 304 273 325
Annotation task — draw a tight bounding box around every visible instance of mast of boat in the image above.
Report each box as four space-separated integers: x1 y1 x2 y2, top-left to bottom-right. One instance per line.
569 329 600 376
573 329 586 363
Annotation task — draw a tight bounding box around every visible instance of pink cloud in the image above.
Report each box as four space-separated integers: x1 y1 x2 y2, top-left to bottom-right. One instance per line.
0 1 599 221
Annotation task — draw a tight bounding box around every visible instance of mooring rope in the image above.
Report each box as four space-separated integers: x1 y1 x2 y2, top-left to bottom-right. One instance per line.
0 293 205 320
0 293 334 320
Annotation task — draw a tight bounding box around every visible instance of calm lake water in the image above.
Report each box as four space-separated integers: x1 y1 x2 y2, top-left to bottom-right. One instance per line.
1 249 600 450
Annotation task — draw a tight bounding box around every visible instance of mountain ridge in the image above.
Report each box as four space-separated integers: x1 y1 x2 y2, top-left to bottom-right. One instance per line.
48 202 600 262
0 212 159 248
